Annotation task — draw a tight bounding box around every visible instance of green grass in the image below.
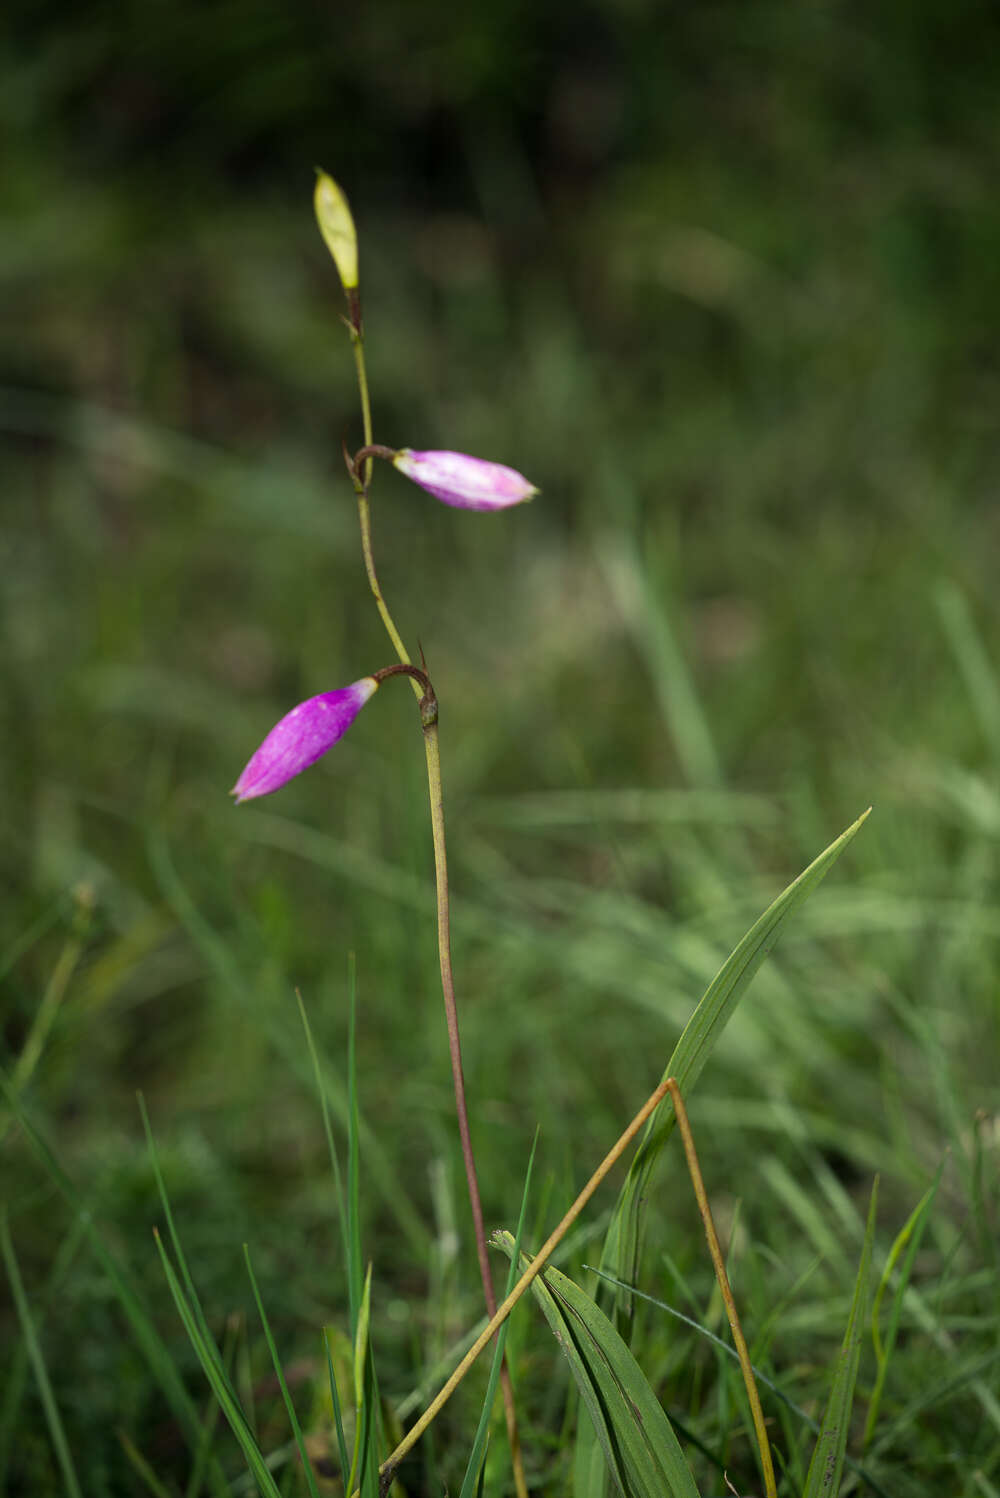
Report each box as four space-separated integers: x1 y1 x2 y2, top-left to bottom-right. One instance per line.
3 3 1000 1492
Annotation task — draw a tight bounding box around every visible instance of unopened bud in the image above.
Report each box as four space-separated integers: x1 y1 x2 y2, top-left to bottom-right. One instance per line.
392 448 538 512
232 678 378 802
314 171 359 293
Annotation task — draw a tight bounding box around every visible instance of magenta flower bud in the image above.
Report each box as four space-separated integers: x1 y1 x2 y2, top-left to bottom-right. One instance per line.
231 678 378 802
392 449 538 512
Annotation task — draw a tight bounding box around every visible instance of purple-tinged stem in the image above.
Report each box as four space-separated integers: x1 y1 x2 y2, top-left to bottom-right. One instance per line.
421 714 525 1486
345 320 527 1498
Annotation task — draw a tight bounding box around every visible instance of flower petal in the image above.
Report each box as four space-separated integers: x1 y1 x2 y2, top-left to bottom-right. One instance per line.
232 678 378 802
392 449 538 511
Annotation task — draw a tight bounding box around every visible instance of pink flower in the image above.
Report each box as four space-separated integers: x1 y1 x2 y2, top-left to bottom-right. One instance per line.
392 449 538 512
231 678 378 802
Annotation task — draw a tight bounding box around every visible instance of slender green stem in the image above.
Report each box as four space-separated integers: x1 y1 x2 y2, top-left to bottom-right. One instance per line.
421 720 495 1302
358 483 414 672
350 330 374 486
423 710 527 1491
347 300 526 1495
349 329 417 684
666 1079 777 1498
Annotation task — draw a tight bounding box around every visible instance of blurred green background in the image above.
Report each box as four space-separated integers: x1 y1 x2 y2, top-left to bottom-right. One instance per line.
3 2 999 1493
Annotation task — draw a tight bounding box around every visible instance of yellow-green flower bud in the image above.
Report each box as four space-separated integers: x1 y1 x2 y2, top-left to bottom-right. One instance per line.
313 171 359 292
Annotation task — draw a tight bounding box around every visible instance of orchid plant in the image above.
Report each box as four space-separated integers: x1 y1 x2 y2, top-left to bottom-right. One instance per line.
232 171 537 1495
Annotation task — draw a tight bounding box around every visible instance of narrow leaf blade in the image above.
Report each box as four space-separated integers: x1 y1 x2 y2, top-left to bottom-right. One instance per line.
496 1233 700 1498
577 813 870 1498
803 1178 879 1498
608 810 873 1303
154 1232 284 1498
244 1245 321 1498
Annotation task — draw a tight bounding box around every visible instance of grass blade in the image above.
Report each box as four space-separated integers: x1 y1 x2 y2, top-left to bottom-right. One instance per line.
154 1229 284 1498
347 959 364 1336
588 1269 893 1498
323 1327 352 1487
0 1211 83 1498
244 1245 321 1498
185 1317 237 1498
499 1233 625 1497
346 1264 380 1498
297 989 348 1268
605 810 872 1310
495 1232 700 1498
803 1177 879 1498
0 1209 87 1491
142 1101 238 1498
139 1093 238 1400
863 1163 942 1448
572 813 869 1498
